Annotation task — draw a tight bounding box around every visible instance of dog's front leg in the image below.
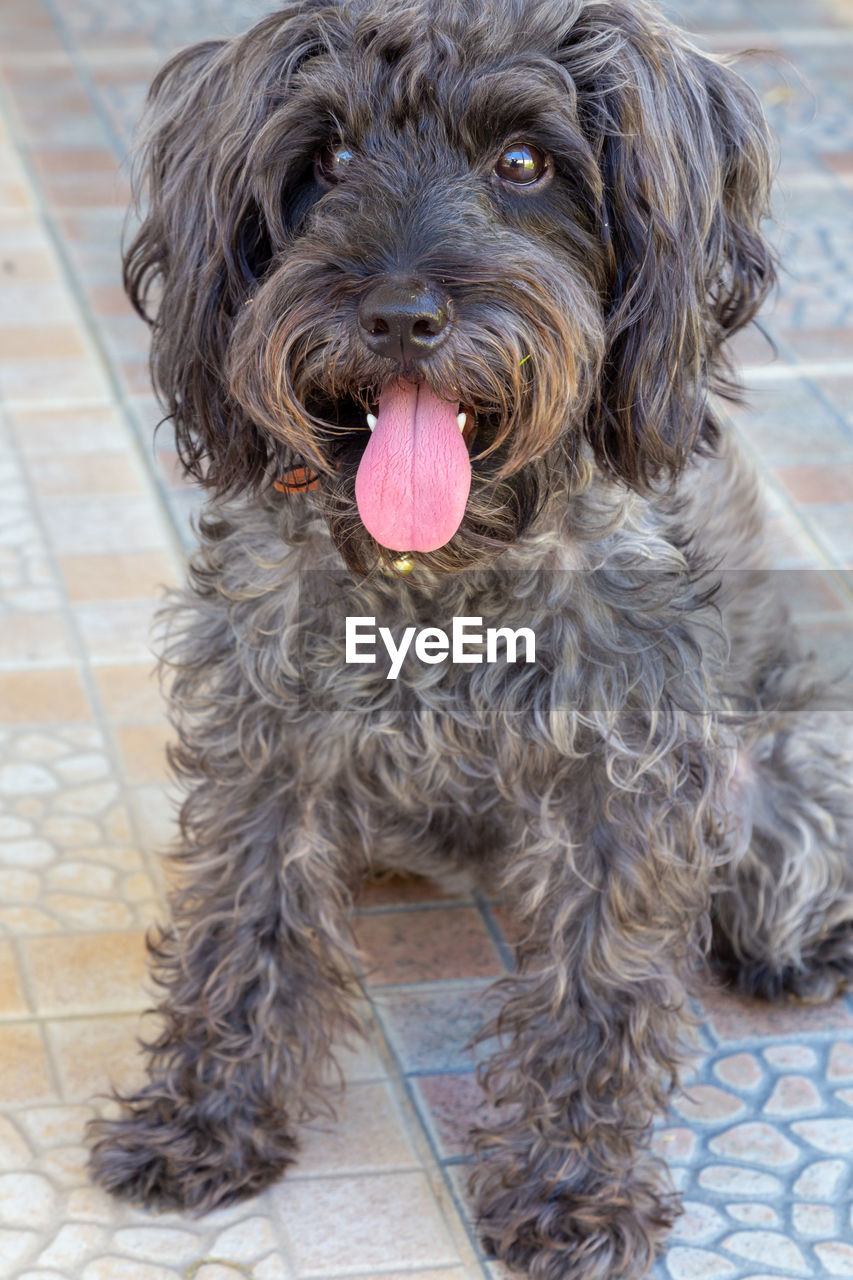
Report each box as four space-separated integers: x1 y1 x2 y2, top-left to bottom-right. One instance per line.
87 770 362 1213
471 788 713 1280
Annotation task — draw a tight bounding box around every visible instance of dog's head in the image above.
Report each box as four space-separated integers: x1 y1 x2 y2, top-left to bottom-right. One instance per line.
127 0 774 572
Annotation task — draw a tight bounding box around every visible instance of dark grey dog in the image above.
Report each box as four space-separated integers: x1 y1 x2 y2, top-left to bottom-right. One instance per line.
87 0 853 1275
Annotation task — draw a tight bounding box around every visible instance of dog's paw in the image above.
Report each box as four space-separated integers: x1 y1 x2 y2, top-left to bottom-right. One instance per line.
727 920 853 1005
475 1165 676 1280
87 1092 298 1213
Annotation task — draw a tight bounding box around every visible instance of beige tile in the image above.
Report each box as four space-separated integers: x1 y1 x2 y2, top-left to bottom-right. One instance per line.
30 147 120 176
0 612 75 665
73 600 160 663
271 1172 460 1272
127 784 178 851
296 1082 418 1176
0 247 60 284
0 324 86 358
59 551 178 603
0 356 111 402
79 1256 188 1280
43 894 135 931
114 724 172 785
350 1273 471 1280
46 1013 149 1101
9 406 124 457
23 932 149 1016
0 280 76 326
322 1024 388 1085
0 906 62 934
0 668 91 722
38 496 168 556
0 1024 55 1103
41 174 133 210
0 940 29 1016
91 663 165 722
36 454 147 498
0 179 32 213
88 283 137 317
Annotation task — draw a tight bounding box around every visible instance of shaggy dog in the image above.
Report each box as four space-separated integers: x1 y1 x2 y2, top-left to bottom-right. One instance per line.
87 0 853 1275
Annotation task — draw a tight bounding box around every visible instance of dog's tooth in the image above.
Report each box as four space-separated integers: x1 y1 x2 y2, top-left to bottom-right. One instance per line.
457 413 467 431
366 413 378 431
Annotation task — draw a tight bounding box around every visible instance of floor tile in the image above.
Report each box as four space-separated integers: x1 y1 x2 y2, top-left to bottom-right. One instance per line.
22 932 149 1016
1 1 853 1278
0 612 76 666
0 1023 55 1104
45 1014 149 1102
113 724 172 785
73 599 161 663
413 1073 500 1159
9 407 126 459
37 496 169 556
91 663 165 722
270 1172 461 1273
0 939 29 1016
701 986 853 1041
355 908 504 985
58 550 179 604
295 1081 419 1176
0 669 91 723
374 986 498 1074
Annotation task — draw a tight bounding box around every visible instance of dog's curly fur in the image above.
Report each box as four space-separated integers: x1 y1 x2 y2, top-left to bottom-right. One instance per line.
86 0 853 1275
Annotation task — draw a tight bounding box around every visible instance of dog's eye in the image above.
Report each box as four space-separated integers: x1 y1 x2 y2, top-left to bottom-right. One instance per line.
494 144 549 186
317 143 354 184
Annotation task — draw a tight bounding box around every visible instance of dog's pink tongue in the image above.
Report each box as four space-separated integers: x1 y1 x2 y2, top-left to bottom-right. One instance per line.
355 379 471 552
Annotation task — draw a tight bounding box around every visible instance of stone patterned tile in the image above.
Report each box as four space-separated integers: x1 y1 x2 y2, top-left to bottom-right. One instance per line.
713 1054 764 1090
763 1075 823 1116
673 1086 747 1125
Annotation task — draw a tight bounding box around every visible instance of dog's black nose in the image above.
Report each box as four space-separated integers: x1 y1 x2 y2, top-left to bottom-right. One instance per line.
358 280 451 362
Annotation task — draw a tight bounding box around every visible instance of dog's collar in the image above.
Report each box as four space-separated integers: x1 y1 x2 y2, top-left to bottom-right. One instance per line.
274 466 321 493
274 467 415 575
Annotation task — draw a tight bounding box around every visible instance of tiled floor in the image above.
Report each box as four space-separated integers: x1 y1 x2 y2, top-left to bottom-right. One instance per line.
0 1 852 1278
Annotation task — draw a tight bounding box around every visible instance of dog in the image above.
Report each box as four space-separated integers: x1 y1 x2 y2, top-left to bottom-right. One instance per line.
86 0 853 1275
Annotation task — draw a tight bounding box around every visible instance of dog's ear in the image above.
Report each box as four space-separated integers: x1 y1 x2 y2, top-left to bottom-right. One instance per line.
566 4 776 489
124 8 328 492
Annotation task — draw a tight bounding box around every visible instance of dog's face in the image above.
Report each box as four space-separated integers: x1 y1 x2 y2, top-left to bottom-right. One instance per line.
127 0 774 573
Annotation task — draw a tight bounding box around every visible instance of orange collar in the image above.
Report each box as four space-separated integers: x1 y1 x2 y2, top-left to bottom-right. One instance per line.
273 466 321 493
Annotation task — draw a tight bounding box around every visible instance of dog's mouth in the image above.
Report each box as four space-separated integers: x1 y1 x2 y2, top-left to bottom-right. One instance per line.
356 379 474 554
309 378 481 555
